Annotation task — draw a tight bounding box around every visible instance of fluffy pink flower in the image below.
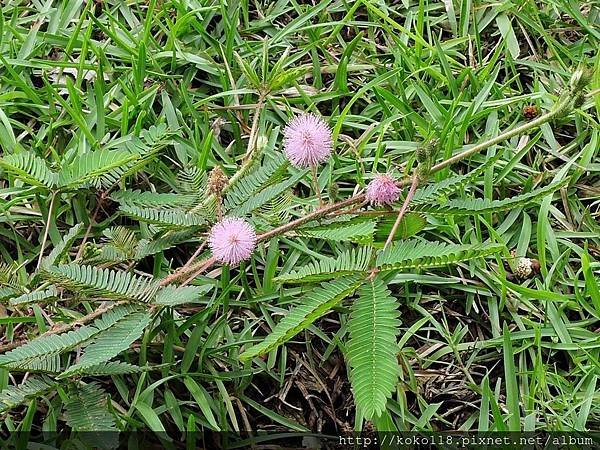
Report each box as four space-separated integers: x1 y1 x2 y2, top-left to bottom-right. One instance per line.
366 174 401 206
208 217 257 265
283 113 332 168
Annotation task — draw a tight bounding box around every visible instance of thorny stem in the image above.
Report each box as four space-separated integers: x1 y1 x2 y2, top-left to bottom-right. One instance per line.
180 240 208 272
180 256 218 287
40 301 129 338
428 93 572 174
25 87 578 340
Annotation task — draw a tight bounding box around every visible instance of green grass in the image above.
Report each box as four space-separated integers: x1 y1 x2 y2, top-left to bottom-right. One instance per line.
0 0 599 442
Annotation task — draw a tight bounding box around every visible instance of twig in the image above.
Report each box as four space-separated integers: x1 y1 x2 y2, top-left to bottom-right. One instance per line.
180 256 217 287
384 171 420 249
162 194 366 285
257 194 366 242
427 94 572 174
180 240 208 272
40 300 128 338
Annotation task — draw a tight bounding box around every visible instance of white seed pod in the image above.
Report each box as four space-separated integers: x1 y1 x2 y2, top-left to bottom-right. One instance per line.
515 257 534 279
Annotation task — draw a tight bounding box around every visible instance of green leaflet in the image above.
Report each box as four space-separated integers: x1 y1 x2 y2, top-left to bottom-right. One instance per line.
111 190 197 209
299 220 376 243
64 382 118 435
81 361 152 375
0 304 142 372
9 285 58 306
224 154 288 210
415 179 568 215
0 287 19 301
0 125 171 192
40 223 84 270
135 229 199 260
43 264 159 302
96 226 140 262
239 274 364 360
0 152 57 188
373 213 427 243
59 310 152 378
231 169 308 216
411 151 504 206
153 284 213 306
0 376 59 413
176 166 208 196
346 277 401 420
376 240 503 270
57 149 142 189
118 204 206 228
274 246 373 283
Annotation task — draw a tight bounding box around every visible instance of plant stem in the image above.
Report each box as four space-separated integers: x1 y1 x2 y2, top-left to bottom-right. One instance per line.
428 94 572 174
163 194 366 285
40 300 129 337
384 171 420 249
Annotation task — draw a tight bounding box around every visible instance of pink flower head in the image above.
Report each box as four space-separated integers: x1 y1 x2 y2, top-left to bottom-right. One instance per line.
208 217 257 265
366 174 401 206
283 113 333 168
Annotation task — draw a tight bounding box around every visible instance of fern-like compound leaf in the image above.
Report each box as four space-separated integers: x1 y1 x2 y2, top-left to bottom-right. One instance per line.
12 354 62 374
224 154 288 210
175 166 207 197
43 264 159 302
57 149 141 189
0 287 19 301
0 151 57 188
274 246 373 283
40 223 84 270
134 230 199 260
239 274 364 360
59 310 152 378
0 304 141 372
230 169 307 216
111 190 196 209
0 376 59 413
81 361 148 375
299 221 376 243
88 226 140 263
376 240 503 271
10 285 58 306
346 277 401 420
119 204 206 228
64 383 117 439
153 284 213 306
411 151 504 206
416 179 568 215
